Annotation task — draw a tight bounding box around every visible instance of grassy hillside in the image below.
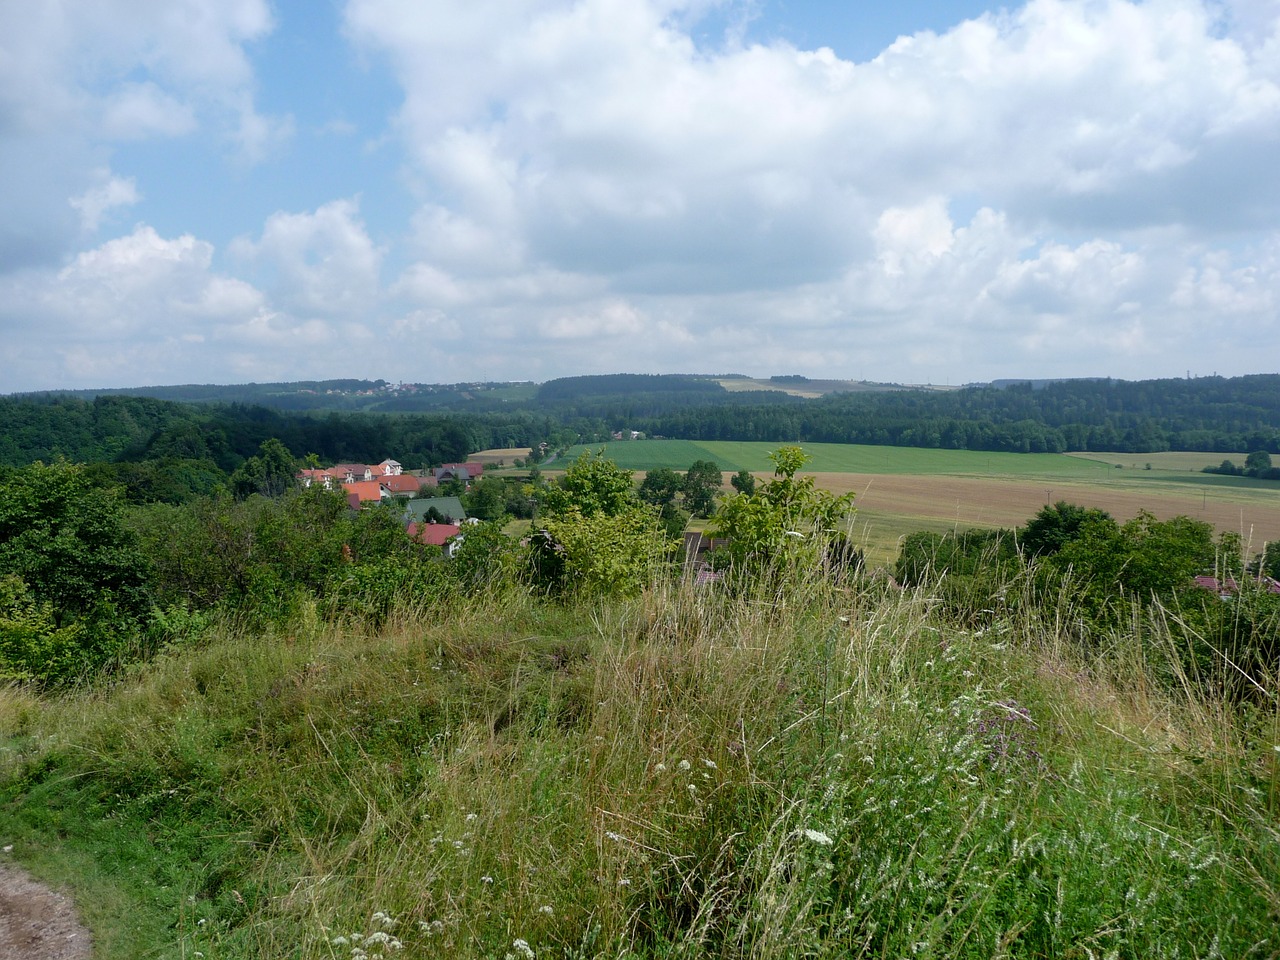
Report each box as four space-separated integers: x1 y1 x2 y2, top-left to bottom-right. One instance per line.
1 577 1276 959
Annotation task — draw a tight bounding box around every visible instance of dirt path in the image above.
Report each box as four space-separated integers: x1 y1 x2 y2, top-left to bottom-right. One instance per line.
0 862 93 959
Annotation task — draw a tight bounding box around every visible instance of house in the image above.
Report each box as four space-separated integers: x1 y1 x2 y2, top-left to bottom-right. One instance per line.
434 462 486 484
343 479 389 505
380 474 423 497
1193 574 1280 598
683 531 729 585
683 531 729 564
334 463 375 483
408 521 462 547
299 459 408 490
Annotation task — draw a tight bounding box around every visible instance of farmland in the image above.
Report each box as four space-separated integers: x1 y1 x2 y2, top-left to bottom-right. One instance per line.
563 439 1280 564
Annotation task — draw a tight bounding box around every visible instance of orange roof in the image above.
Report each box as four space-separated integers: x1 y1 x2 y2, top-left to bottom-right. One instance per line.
408 522 461 546
381 475 422 495
343 480 386 503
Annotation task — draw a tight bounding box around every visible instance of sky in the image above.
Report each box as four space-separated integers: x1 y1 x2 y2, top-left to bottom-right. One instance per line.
1 0 1278 392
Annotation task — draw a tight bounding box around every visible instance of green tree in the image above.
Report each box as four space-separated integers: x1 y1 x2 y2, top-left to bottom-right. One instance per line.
1257 540 1280 580
0 462 152 682
538 450 638 518
529 451 668 596
230 438 298 499
1020 501 1114 557
709 446 855 580
1047 510 1217 625
463 475 509 521
1245 450 1273 477
0 462 150 624
682 459 723 518
638 468 683 508
730 469 756 496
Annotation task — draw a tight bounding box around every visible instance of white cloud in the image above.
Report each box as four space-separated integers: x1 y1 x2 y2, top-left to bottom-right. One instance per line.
0 0 285 274
539 300 648 339
5 0 1280 390
333 0 1280 385
230 200 382 318
100 82 198 140
0 224 368 388
69 171 141 234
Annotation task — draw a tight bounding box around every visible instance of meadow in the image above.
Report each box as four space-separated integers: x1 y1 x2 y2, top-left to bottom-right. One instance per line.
2 576 1276 959
2 450 1278 959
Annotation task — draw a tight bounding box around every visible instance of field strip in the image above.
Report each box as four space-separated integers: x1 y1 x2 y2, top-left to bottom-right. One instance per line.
817 473 1280 547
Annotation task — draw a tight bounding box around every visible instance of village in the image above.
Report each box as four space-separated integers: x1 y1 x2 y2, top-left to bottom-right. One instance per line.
296 458 485 549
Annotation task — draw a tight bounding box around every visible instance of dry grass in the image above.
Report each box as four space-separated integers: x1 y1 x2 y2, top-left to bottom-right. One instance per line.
1066 450 1247 471
469 448 532 463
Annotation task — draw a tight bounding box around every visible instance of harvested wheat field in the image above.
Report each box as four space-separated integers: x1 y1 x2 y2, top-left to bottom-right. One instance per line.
815 472 1280 562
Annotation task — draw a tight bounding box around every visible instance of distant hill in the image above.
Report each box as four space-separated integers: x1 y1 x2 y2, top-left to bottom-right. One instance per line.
5 374 1278 477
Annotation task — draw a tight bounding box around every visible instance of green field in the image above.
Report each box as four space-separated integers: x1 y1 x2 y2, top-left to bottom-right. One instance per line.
565 439 1122 478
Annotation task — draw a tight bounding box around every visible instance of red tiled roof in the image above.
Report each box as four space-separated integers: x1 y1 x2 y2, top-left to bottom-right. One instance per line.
381 475 422 495
408 522 462 546
343 480 386 503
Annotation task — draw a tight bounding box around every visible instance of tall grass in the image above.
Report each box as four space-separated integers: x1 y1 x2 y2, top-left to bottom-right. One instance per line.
0 568 1276 958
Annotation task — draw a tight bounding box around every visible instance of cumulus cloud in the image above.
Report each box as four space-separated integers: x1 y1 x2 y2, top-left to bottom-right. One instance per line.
229 200 383 318
69 171 141 234
0 0 286 274
0 224 362 388
5 0 1280 390
337 0 1280 384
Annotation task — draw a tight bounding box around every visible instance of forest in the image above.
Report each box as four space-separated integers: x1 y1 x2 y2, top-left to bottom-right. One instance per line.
3 372 1279 506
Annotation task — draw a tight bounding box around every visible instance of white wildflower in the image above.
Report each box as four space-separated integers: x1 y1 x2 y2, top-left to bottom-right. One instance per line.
465 813 477 822
677 759 691 772
701 758 717 770
511 938 536 960
332 936 350 946
653 763 666 773
802 829 834 846
539 904 554 916
481 875 495 884
372 911 396 928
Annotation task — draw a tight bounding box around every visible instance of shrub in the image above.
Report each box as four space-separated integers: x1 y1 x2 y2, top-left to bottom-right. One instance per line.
709 446 855 583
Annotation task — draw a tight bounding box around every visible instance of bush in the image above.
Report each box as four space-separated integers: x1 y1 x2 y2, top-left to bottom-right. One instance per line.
709 446 855 584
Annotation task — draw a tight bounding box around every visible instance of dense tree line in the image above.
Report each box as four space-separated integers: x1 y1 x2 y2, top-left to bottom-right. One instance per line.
635 376 1280 453
5 376 1280 493
0 395 591 501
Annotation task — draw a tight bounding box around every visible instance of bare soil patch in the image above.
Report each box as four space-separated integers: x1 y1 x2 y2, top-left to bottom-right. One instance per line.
0 862 93 959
